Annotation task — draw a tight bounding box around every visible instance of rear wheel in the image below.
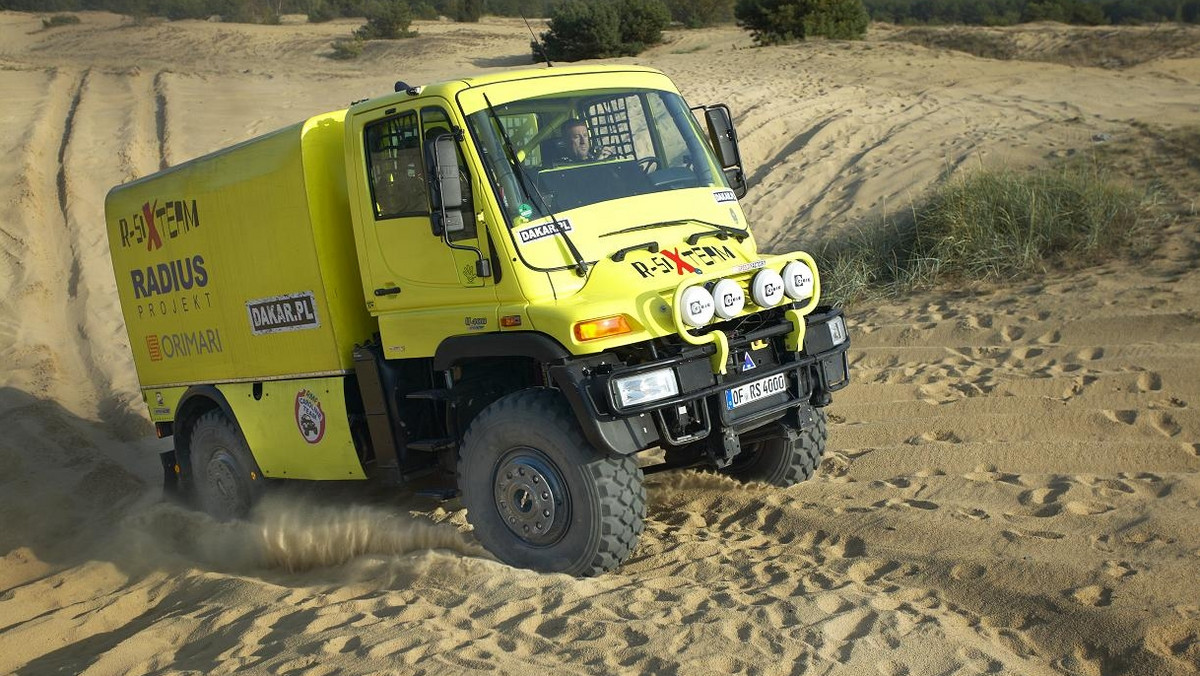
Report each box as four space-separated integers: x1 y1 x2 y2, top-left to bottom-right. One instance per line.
189 410 264 521
722 408 827 487
458 388 645 575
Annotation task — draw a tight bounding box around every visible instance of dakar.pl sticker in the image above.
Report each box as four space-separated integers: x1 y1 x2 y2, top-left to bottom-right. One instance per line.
295 389 326 444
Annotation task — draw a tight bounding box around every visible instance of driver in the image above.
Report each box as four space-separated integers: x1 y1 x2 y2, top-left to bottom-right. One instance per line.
560 119 613 163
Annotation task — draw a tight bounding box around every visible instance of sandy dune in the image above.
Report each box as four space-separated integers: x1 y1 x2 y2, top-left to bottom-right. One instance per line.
1 11 1199 675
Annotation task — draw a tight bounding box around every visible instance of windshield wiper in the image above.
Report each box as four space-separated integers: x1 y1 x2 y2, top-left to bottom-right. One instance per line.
483 93 589 277
686 223 749 245
601 218 748 245
609 240 658 262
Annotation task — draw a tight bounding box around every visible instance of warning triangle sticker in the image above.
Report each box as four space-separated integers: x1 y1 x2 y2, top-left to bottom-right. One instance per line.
742 353 756 371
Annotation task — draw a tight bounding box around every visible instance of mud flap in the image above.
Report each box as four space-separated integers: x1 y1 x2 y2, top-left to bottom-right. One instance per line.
159 449 187 504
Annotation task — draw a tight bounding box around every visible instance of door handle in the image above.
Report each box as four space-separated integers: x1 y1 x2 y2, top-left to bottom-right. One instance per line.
374 286 401 296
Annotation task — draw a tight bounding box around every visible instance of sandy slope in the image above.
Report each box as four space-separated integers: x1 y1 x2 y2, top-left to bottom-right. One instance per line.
1 11 1198 675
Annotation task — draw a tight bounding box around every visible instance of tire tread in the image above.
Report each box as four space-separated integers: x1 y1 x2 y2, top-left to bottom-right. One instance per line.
459 388 645 575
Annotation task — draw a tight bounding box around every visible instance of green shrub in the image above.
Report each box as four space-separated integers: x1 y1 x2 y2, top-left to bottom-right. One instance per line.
618 0 671 49
735 0 868 45
888 27 1019 60
218 0 283 24
539 1 623 60
330 36 365 58
665 0 735 27
803 0 870 37
409 1 439 19
41 13 81 28
307 0 336 22
816 165 1153 306
355 0 415 39
456 0 483 21
159 0 210 20
537 0 669 61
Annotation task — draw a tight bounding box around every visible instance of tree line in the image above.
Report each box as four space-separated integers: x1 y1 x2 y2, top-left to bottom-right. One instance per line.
863 0 1200 25
6 0 1195 26
0 0 554 23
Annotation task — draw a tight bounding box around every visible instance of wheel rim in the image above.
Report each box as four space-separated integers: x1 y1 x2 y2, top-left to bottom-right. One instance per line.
493 447 570 546
205 449 246 518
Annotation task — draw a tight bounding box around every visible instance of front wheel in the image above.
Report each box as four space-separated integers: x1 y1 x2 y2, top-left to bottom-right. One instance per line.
722 408 827 487
458 389 645 576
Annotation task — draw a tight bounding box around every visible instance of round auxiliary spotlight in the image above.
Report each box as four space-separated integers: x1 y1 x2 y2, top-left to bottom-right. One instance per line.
679 285 716 327
782 260 815 300
750 268 786 308
711 278 745 320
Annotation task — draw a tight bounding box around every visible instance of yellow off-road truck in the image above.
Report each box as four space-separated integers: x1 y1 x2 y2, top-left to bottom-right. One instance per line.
106 65 850 575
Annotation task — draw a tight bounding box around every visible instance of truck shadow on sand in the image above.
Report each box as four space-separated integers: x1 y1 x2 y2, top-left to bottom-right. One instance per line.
0 386 487 580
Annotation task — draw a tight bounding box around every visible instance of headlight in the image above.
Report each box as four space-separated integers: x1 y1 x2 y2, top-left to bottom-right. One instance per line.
750 268 785 307
711 278 745 320
679 285 715 327
612 367 679 408
782 260 815 300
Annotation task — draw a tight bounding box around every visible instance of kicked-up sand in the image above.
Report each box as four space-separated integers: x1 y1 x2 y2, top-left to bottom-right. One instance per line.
1 11 1199 675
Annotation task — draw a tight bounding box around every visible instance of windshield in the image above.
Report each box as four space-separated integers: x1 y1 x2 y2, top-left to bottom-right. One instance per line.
467 88 728 224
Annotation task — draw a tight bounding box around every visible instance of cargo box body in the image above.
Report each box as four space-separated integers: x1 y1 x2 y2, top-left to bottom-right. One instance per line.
105 111 374 391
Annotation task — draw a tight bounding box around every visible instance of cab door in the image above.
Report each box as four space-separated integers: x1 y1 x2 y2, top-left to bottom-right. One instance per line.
348 100 497 358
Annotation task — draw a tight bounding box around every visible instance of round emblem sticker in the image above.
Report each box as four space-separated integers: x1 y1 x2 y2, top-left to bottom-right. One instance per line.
517 203 534 219
295 389 326 444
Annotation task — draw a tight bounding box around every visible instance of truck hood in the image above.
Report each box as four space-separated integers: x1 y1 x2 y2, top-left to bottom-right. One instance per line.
506 187 752 285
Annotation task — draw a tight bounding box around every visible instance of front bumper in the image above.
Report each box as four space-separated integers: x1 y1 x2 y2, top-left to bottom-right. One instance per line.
551 306 851 455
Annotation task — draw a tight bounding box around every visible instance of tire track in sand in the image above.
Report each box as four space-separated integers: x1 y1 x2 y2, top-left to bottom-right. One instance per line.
6 66 84 401
57 67 160 440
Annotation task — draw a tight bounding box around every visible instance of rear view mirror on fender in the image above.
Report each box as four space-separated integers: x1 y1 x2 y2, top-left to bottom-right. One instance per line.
704 104 747 198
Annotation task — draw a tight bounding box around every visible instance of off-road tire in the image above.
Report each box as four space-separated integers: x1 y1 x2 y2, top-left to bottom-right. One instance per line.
458 388 645 576
189 410 265 521
723 408 827 487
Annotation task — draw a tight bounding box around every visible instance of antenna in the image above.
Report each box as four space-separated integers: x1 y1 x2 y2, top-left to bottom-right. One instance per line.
523 14 552 68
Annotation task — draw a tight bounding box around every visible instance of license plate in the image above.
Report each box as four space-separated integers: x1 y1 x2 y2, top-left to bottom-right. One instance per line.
724 373 788 410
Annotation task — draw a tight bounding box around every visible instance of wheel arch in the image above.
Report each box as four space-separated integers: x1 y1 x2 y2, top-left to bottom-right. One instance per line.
433 331 571 372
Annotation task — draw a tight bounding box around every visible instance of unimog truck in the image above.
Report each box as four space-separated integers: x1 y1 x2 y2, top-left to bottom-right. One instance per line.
105 65 850 575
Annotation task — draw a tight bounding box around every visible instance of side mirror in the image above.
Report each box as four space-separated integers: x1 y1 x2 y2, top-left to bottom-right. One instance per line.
705 105 741 170
430 134 464 234
704 105 747 198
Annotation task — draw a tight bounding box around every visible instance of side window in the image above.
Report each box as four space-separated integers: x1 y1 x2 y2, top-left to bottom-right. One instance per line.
421 107 476 241
365 112 427 220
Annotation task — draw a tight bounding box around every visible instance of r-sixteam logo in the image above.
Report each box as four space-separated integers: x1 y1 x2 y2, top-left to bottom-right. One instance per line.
118 199 200 251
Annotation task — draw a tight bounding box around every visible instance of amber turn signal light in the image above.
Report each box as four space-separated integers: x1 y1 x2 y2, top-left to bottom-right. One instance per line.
574 315 633 341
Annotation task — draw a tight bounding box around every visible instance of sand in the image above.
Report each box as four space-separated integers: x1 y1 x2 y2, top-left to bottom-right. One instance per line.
1 11 1199 675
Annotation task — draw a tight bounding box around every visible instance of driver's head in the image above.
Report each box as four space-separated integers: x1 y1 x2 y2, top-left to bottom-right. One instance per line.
564 119 590 160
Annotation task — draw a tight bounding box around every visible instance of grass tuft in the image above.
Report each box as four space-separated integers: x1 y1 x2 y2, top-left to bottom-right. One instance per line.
42 14 82 29
818 163 1156 306
329 37 364 60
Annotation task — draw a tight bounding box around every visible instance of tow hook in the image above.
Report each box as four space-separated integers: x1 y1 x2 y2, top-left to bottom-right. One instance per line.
707 427 741 468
